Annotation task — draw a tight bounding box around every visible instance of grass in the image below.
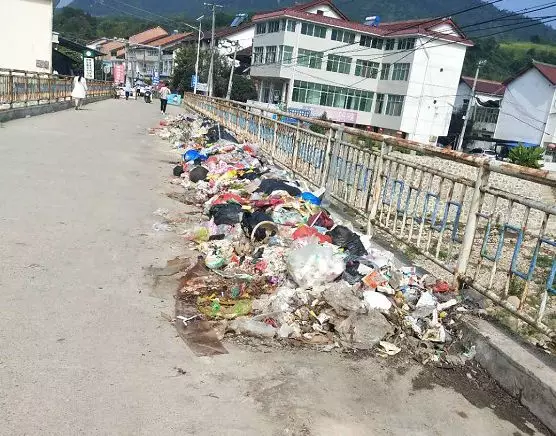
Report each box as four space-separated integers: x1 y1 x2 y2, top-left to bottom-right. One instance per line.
499 41 556 54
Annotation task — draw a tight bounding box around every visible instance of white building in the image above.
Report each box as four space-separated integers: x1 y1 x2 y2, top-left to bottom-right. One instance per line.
249 0 472 143
494 61 556 169
453 76 505 147
0 0 54 72
181 22 255 56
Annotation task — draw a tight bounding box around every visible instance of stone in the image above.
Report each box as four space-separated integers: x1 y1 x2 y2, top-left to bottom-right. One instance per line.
336 311 394 350
228 319 276 338
322 282 363 316
506 295 521 310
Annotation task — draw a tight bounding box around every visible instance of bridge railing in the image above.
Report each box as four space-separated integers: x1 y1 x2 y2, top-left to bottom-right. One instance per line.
0 69 113 108
184 93 556 340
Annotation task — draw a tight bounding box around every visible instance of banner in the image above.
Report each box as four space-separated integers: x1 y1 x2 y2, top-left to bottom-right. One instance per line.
83 57 94 80
113 64 125 85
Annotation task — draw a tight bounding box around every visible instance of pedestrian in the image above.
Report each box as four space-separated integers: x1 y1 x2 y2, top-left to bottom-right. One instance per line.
71 75 87 110
159 81 171 115
124 82 132 100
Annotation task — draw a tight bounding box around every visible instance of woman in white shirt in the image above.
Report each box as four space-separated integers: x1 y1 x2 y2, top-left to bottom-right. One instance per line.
71 75 87 110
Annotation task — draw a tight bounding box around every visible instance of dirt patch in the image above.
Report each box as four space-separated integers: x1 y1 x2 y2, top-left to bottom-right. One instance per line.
412 362 552 435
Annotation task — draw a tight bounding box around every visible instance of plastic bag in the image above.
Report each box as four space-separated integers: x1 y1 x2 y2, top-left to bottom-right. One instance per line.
241 211 277 241
287 243 345 289
326 225 367 256
256 178 301 196
292 225 331 244
209 203 243 225
173 165 184 176
189 166 209 183
307 210 334 229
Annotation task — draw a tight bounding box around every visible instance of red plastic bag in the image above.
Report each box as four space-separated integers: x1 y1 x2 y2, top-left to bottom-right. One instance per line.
307 210 334 229
293 225 332 244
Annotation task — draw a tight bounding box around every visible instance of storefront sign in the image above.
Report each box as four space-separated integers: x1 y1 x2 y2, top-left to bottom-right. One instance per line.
83 57 94 80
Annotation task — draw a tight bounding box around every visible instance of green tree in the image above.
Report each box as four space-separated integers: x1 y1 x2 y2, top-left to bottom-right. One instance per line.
230 75 257 102
310 112 329 134
508 144 544 169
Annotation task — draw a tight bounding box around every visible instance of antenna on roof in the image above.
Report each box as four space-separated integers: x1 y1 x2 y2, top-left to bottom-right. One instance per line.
230 13 248 27
364 16 381 27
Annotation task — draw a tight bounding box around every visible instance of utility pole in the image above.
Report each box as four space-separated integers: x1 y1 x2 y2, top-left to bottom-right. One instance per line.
194 15 204 94
158 46 162 80
457 59 486 151
204 2 223 97
226 40 239 100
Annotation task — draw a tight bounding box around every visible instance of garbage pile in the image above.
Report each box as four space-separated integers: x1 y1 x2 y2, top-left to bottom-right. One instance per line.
156 114 465 357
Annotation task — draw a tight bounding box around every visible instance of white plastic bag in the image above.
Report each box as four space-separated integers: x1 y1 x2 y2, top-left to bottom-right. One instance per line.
287 243 345 289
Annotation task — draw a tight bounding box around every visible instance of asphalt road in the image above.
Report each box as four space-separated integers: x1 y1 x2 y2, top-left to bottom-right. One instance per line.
0 99 549 435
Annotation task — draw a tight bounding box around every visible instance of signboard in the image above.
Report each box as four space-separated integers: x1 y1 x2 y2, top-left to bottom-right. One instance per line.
191 74 198 88
83 57 94 80
153 71 160 85
113 64 125 84
167 94 182 106
103 64 111 74
196 83 208 92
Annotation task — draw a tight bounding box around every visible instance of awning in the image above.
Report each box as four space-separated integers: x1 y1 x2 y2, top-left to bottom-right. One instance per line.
58 36 104 58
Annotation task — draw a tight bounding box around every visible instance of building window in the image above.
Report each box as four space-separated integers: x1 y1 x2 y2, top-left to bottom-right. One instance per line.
397 38 415 50
385 94 404 116
360 35 383 49
317 9 324 15
326 54 352 74
268 20 280 33
474 107 500 124
375 93 385 114
391 63 410 80
380 63 390 80
355 60 379 78
279 45 293 64
384 39 395 50
256 23 266 34
265 46 277 64
301 22 326 38
253 46 264 64
292 80 374 112
331 29 355 43
298 49 323 69
286 20 297 32
261 82 271 102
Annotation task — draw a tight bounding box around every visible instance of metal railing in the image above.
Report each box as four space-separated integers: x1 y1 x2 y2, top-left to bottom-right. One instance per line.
0 69 113 108
184 94 556 339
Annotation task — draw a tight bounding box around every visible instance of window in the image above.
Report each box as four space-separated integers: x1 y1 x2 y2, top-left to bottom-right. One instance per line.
265 46 277 64
292 80 374 112
384 39 395 50
253 46 264 64
261 83 271 102
326 55 352 74
268 20 280 33
360 35 383 49
331 29 355 43
375 93 385 114
286 20 297 32
380 63 390 80
397 38 415 50
146 49 158 57
301 22 326 38
317 9 324 15
298 49 323 69
385 94 404 116
279 45 293 64
391 63 410 80
256 23 266 34
280 20 286 31
474 107 500 124
355 60 379 78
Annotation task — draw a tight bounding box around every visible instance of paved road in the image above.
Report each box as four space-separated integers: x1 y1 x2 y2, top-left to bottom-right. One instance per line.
0 99 548 435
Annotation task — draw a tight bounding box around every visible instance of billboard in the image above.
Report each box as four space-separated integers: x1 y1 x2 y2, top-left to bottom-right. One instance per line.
113 64 125 84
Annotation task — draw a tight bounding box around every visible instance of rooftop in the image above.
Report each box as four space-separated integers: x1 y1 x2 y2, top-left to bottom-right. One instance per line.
504 60 556 86
461 76 505 96
149 32 191 47
129 26 168 45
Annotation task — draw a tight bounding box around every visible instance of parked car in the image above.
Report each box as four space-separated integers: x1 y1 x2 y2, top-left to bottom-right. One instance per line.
468 148 497 159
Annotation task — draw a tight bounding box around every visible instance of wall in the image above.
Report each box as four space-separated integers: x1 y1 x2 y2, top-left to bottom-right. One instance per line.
218 26 255 54
495 68 552 145
0 0 53 72
400 39 466 143
454 82 471 111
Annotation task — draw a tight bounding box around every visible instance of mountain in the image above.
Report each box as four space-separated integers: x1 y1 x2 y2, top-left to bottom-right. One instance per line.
65 0 556 42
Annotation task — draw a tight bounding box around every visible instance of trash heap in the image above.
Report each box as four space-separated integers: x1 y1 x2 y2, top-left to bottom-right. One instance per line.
157 114 464 356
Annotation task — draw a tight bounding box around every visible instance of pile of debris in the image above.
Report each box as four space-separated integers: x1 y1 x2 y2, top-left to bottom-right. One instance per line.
153 114 467 359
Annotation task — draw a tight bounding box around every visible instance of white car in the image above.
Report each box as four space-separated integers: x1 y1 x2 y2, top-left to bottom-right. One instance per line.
469 148 497 159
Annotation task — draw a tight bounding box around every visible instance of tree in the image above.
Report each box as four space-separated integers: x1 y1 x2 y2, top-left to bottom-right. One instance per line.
508 144 544 169
230 75 257 102
310 112 329 134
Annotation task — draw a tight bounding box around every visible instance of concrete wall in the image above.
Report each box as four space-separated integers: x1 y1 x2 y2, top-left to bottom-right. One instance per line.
495 68 552 145
0 0 53 73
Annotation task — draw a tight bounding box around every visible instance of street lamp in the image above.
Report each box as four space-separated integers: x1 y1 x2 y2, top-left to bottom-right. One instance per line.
179 16 204 94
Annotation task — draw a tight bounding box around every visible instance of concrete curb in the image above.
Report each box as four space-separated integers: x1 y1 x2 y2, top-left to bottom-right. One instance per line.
461 315 556 433
0 96 111 123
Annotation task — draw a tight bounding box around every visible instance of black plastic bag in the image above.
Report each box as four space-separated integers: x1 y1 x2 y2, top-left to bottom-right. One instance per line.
256 178 301 197
326 225 367 256
209 203 243 225
189 166 209 183
173 165 184 176
241 210 277 241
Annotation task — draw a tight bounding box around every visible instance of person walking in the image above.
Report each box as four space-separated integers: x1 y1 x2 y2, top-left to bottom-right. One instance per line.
71 75 87 110
159 82 171 115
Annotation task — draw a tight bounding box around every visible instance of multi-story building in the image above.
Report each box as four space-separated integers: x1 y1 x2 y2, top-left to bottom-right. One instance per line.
1 0 54 72
452 76 505 148
494 60 556 170
249 0 472 143
181 22 255 56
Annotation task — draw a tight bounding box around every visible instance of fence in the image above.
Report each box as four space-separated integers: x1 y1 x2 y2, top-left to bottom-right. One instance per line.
184 94 556 339
0 69 113 108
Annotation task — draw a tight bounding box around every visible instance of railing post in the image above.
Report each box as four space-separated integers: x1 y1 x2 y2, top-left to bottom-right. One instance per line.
37 75 41 104
454 164 489 288
271 120 278 158
320 127 334 187
291 123 300 169
24 73 29 106
8 70 14 108
367 140 391 233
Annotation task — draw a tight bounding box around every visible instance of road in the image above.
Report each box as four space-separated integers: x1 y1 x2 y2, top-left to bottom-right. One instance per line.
0 99 549 435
